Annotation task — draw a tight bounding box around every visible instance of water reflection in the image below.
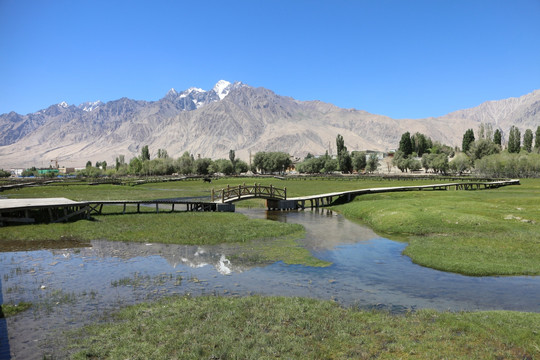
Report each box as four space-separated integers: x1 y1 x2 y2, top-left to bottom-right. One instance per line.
58 240 253 275
1 208 540 359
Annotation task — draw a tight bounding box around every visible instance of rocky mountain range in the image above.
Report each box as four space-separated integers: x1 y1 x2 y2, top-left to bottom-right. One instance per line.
0 80 539 168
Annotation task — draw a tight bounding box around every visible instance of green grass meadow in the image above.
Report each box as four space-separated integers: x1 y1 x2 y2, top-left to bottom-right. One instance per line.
68 295 540 360
3 177 540 359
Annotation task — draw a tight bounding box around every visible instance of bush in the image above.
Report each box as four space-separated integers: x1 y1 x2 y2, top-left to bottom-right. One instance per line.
475 152 540 178
0 169 11 177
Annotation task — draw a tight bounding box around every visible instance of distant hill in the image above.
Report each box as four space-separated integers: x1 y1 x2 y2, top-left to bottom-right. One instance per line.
0 80 539 168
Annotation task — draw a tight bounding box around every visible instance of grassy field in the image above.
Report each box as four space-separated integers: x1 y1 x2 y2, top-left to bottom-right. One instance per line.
333 178 540 276
3 177 540 358
67 295 540 359
2 176 538 275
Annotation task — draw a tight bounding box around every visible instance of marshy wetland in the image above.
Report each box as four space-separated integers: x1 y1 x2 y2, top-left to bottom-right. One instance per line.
1 177 539 359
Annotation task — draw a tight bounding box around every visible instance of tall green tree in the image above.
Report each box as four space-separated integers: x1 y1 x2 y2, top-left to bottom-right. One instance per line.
141 145 150 161
235 160 249 174
129 157 142 174
449 153 471 175
462 129 475 153
229 150 236 172
508 126 521 153
157 149 169 159
336 134 348 171
366 153 380 173
338 149 353 173
210 159 234 175
535 126 540 151
411 132 429 156
252 152 291 174
399 132 413 156
176 151 194 175
336 134 345 157
194 158 213 175
467 139 500 162
351 151 367 172
523 129 533 153
493 129 502 146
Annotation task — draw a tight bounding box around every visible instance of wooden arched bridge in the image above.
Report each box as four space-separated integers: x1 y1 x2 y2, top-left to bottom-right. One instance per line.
211 183 287 203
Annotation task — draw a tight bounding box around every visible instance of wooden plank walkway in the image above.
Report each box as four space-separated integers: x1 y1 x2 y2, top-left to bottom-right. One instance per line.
279 179 520 210
85 199 226 214
0 198 233 226
0 198 91 225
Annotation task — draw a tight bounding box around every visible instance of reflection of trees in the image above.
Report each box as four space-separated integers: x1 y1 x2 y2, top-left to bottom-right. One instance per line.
52 240 257 275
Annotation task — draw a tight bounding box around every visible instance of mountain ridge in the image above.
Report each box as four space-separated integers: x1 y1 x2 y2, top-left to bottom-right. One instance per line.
0 81 539 168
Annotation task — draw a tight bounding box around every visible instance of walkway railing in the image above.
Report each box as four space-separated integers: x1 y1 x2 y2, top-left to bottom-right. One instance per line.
212 183 287 203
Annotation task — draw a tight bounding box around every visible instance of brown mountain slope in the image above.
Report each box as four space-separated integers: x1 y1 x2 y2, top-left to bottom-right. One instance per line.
0 84 538 168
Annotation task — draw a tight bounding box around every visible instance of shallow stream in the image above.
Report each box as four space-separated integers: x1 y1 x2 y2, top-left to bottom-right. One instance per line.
1 208 539 359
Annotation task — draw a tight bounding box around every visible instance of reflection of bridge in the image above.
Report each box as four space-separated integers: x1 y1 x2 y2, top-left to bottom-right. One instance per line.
212 183 287 203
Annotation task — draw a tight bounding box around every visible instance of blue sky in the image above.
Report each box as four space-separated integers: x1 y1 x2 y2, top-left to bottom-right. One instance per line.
1 0 539 119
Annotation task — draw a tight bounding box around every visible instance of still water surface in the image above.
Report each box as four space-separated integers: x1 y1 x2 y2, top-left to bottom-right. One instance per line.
1 208 539 358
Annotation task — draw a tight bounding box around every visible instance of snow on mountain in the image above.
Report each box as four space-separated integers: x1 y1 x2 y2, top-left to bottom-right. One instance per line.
58 101 69 108
212 80 232 100
78 100 103 112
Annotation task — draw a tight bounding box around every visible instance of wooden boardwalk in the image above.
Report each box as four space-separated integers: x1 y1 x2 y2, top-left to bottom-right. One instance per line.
0 198 232 226
0 198 91 225
85 199 231 215
284 179 520 210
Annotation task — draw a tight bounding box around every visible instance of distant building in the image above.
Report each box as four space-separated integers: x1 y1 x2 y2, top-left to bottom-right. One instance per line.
10 168 23 177
59 167 75 175
37 168 59 176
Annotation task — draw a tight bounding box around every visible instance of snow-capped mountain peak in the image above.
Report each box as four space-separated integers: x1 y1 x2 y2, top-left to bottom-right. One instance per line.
160 80 247 110
212 80 232 100
78 100 103 112
58 101 69 108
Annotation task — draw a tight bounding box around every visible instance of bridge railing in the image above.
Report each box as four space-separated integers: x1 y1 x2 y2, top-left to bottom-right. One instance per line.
212 183 286 203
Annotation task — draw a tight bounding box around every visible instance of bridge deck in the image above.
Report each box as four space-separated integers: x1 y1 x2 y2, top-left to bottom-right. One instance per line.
0 198 91 225
0 198 233 226
0 198 87 211
282 179 520 210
